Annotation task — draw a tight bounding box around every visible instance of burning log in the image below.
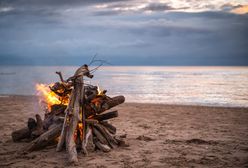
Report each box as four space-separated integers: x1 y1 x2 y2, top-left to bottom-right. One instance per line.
11 64 126 164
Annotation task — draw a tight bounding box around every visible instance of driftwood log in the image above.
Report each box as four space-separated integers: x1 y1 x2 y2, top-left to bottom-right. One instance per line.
57 64 93 163
21 123 62 153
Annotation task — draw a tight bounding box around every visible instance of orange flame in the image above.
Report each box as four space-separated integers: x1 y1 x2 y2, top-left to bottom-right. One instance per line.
36 83 64 111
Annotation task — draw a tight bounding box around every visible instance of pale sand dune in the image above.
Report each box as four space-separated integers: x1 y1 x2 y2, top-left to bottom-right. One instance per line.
0 95 248 167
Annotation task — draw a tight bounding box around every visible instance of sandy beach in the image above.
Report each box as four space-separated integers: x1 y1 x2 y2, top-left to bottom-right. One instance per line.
0 95 248 168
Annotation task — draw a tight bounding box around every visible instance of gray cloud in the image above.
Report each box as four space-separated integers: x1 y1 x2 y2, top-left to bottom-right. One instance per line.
0 0 128 7
0 0 247 65
143 3 175 11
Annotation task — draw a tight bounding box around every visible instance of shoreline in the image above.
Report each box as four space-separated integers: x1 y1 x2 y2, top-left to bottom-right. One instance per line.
1 94 248 109
0 95 248 167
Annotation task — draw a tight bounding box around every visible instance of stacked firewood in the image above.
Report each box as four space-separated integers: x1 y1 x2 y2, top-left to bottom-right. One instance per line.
11 64 126 163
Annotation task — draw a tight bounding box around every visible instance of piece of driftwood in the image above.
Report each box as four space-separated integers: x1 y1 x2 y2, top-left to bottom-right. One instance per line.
56 88 75 152
12 115 43 142
27 118 37 130
100 96 125 113
21 123 62 153
31 114 44 139
94 123 118 148
100 121 117 135
84 126 95 152
94 138 111 152
12 127 30 142
57 64 93 163
92 127 109 145
66 85 82 163
94 111 118 121
85 119 98 125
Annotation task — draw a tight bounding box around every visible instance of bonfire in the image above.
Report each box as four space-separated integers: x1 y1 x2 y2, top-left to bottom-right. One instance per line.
11 64 126 163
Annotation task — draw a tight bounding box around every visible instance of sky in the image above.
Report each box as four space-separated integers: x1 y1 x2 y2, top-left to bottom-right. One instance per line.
0 0 248 66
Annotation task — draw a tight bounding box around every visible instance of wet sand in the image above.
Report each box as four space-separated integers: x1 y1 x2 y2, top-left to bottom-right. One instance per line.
0 95 248 168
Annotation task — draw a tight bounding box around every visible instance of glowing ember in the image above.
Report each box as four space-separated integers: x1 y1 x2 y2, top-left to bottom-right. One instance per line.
36 83 67 111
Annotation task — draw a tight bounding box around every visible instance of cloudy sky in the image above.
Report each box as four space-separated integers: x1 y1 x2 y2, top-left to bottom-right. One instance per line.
0 0 248 65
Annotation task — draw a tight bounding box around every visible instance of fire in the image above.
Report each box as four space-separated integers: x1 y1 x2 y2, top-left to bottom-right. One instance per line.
36 83 66 111
97 85 103 95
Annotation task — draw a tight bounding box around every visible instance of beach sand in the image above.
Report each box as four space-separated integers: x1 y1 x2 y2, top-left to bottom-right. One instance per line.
0 95 248 167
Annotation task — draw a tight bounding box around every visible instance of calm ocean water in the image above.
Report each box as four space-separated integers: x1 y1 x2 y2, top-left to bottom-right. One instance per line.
0 66 247 107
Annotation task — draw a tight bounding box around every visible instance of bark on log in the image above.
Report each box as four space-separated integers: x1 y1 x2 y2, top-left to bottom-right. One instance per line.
94 138 111 152
27 118 37 130
31 114 44 138
85 119 98 125
94 111 118 121
99 96 125 113
12 127 30 142
50 104 67 115
92 127 108 145
12 116 40 142
56 88 75 152
21 123 62 153
100 121 117 135
65 86 81 163
84 126 95 152
94 123 118 148
58 65 91 163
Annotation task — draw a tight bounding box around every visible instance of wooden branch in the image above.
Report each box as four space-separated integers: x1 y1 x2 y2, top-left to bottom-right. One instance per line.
55 71 64 82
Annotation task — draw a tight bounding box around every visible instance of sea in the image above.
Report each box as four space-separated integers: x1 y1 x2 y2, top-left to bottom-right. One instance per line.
0 66 247 107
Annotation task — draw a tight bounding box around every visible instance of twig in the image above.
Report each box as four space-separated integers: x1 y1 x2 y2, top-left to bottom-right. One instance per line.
88 53 98 66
